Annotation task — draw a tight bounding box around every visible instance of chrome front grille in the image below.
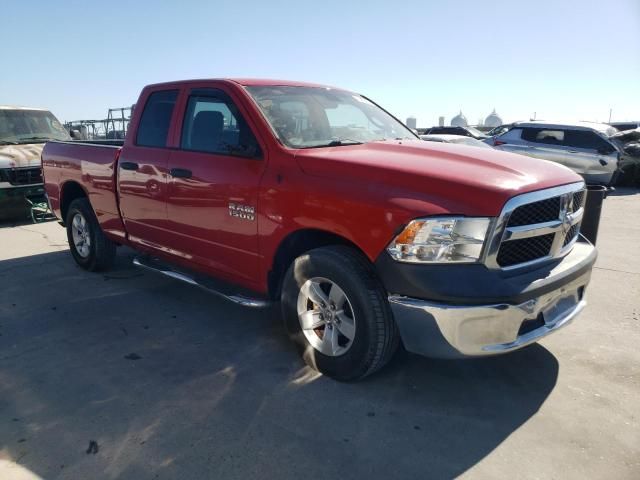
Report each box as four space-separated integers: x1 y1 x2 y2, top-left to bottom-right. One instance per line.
496 233 555 267
485 182 586 269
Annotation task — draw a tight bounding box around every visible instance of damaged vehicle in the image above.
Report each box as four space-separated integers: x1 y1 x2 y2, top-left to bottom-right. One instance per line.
490 121 622 186
609 127 640 185
0 106 70 220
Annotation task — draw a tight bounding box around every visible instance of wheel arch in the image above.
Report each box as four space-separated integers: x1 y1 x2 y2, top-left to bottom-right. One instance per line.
267 228 368 300
60 180 89 225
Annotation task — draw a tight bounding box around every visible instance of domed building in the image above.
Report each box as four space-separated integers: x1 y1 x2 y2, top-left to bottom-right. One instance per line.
484 109 503 128
451 111 467 127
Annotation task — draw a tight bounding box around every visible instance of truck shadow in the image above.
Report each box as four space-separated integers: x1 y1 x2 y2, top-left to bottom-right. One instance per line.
0 250 558 479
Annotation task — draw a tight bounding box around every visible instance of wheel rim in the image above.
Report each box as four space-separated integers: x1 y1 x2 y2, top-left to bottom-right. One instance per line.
71 213 91 258
297 277 356 357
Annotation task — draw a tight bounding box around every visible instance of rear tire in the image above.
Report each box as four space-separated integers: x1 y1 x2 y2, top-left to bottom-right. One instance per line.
281 245 399 381
66 198 116 271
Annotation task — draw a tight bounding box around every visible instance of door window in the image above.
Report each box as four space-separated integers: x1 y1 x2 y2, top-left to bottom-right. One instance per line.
181 89 260 157
564 130 612 151
522 128 565 145
136 90 178 148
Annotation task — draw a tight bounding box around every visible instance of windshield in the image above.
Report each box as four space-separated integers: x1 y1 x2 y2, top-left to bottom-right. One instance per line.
0 109 71 144
245 86 417 148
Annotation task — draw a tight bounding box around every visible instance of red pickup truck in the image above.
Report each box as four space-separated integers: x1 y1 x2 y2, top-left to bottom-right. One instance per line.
43 79 597 380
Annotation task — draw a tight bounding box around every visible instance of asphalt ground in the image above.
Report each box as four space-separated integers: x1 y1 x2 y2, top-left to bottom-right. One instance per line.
0 189 638 479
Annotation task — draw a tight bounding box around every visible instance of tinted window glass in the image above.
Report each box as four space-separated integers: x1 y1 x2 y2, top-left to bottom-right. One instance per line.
136 90 178 147
181 89 260 157
429 127 463 135
564 130 611 150
522 128 564 144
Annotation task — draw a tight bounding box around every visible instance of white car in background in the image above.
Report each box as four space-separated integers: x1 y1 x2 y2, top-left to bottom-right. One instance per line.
420 134 493 149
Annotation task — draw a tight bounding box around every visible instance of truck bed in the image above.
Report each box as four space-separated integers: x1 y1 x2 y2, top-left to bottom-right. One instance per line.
43 140 125 238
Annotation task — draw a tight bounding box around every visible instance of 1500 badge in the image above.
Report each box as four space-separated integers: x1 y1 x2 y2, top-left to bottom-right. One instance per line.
228 202 255 221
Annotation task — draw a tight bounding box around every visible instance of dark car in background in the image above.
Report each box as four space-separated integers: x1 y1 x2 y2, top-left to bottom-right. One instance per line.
423 125 489 140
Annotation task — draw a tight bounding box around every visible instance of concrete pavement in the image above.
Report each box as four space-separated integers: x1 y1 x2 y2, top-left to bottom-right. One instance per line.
0 190 639 479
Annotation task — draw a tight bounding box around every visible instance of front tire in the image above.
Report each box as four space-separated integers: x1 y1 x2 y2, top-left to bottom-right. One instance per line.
66 198 116 271
281 246 399 381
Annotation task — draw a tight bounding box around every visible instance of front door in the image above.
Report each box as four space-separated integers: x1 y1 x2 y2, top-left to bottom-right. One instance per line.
165 86 266 285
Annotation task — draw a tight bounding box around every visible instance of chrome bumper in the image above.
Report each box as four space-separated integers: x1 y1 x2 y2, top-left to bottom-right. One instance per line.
388 267 590 358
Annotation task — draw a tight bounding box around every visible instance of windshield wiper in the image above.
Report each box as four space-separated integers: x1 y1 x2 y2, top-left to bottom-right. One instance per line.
300 139 364 149
0 140 19 145
18 136 57 143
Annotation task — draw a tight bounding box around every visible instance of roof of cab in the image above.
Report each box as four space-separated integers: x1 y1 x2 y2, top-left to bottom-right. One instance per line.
144 78 344 91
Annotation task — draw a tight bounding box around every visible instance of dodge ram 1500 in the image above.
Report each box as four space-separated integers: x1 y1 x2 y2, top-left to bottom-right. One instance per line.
43 79 597 380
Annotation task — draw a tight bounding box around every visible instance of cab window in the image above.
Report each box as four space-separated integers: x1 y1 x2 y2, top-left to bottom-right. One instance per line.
180 89 260 158
136 90 178 148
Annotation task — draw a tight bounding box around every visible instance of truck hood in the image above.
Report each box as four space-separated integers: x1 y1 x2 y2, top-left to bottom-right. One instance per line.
0 143 44 169
294 140 582 216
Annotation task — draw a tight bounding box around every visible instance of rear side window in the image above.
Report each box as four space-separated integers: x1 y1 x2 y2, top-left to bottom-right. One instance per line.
136 90 178 148
181 88 260 157
522 128 564 145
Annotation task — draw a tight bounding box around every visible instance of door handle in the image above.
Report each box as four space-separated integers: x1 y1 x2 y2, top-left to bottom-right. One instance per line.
568 150 579 153
170 168 192 178
120 161 139 171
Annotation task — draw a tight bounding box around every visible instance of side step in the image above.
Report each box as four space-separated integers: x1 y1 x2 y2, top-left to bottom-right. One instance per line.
133 256 271 308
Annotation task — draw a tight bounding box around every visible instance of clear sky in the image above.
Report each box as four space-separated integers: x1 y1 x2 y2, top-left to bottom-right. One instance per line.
1 0 639 127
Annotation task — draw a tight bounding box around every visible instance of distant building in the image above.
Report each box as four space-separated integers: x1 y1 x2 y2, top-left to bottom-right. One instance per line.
438 116 445 126
484 109 503 128
406 117 417 129
451 111 468 127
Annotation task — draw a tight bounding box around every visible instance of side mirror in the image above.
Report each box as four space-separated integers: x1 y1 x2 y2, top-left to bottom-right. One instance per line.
70 129 82 140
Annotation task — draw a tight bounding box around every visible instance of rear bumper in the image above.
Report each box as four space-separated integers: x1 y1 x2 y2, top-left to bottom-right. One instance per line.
382 242 596 358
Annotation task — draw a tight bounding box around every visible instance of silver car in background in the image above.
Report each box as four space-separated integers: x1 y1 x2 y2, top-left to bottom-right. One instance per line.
489 121 620 186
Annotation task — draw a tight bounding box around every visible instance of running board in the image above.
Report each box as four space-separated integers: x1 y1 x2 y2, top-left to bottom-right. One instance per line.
132 256 270 308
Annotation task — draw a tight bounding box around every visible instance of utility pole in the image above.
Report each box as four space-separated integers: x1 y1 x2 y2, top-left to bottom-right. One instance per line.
608 108 612 123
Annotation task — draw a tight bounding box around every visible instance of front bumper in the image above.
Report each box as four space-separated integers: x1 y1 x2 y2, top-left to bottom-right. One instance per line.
0 183 46 220
382 241 596 358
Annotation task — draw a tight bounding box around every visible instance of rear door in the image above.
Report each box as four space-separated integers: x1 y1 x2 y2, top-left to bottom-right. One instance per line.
164 85 266 284
118 89 178 249
519 127 572 166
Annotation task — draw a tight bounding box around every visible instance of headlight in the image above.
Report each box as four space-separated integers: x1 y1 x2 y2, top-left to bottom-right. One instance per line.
387 217 491 263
